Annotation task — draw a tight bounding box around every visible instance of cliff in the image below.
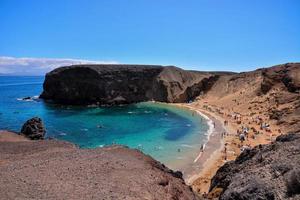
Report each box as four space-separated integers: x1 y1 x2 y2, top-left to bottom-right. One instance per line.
191 63 300 199
40 64 226 105
0 131 198 200
210 133 300 200
196 63 300 133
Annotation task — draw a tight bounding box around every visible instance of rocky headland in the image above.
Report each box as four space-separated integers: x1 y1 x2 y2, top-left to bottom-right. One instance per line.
40 64 231 105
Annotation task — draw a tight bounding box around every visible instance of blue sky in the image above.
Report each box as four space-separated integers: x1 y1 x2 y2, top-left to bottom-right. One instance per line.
0 0 299 74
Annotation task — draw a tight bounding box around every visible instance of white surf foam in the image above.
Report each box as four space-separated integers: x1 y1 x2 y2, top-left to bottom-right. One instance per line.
17 95 40 102
193 110 215 163
180 144 195 148
59 132 67 136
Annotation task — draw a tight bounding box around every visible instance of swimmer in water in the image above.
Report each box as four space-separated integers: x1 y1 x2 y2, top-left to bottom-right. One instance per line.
97 124 103 128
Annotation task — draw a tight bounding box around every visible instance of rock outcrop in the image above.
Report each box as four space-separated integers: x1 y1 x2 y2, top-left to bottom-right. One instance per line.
40 64 223 105
20 117 45 140
0 132 199 200
260 63 300 94
209 133 300 200
196 63 300 133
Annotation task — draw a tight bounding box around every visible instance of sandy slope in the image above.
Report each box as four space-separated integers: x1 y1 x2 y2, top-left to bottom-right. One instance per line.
189 63 300 198
0 132 198 200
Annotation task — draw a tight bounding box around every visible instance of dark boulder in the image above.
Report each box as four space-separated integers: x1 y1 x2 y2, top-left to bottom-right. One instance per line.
20 117 45 140
286 169 300 197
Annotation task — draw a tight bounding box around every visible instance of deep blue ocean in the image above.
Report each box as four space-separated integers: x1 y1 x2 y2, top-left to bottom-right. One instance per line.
0 76 209 170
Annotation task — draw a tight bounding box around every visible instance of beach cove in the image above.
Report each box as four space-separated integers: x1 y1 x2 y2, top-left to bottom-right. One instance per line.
0 76 219 178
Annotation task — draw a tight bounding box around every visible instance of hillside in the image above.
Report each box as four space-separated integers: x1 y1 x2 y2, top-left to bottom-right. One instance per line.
0 131 198 200
191 63 300 199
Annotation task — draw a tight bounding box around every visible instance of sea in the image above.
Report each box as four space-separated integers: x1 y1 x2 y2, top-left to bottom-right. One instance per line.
0 76 210 172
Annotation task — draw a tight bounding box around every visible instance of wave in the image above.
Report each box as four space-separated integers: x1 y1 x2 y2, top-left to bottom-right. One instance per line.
58 132 67 136
128 111 137 114
17 95 40 102
180 144 195 148
193 110 215 163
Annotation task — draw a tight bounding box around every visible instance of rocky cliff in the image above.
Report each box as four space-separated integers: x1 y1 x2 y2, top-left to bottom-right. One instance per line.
192 63 300 199
196 63 300 133
40 64 223 105
209 133 300 200
0 132 199 200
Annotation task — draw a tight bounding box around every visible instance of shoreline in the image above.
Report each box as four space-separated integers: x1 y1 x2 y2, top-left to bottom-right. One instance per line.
1 100 283 196
183 101 283 196
170 103 226 187
0 101 227 191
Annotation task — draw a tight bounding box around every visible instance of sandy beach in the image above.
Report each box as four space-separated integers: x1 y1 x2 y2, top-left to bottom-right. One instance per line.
179 99 283 197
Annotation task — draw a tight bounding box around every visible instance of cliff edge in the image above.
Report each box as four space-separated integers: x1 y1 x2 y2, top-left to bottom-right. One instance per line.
40 64 226 105
210 133 300 200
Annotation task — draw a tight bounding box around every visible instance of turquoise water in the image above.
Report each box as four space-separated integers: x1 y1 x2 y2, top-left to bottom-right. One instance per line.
0 76 209 170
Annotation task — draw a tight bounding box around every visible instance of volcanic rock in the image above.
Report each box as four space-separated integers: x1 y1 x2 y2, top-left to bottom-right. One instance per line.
20 117 45 140
40 64 226 105
209 133 300 200
197 63 300 133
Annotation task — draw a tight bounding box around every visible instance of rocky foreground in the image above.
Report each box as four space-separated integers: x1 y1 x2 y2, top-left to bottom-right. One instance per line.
210 133 300 200
0 132 198 200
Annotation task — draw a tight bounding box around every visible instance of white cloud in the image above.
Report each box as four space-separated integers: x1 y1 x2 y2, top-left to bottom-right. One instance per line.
0 56 119 75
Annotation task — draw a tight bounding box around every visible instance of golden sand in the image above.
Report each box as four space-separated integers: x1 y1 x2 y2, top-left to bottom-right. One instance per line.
183 99 282 198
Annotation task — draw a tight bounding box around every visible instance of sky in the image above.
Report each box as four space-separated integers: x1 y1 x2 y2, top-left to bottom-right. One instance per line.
0 0 299 75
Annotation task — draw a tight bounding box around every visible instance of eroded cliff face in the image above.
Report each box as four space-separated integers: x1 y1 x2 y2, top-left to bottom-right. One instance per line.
40 64 220 105
196 63 300 133
193 63 300 199
209 133 300 200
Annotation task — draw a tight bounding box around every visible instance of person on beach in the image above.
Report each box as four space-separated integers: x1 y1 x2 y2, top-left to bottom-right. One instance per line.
239 133 245 144
240 144 251 152
237 129 240 136
224 143 228 160
213 122 216 128
200 144 204 152
224 120 228 126
222 132 225 138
